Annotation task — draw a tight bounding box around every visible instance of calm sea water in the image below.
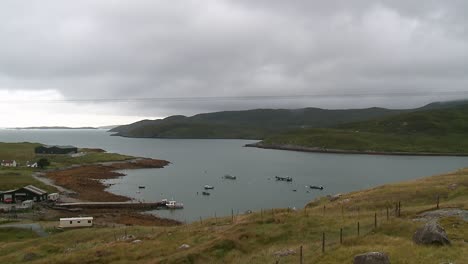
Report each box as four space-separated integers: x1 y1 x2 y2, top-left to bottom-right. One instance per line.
1 129 467 222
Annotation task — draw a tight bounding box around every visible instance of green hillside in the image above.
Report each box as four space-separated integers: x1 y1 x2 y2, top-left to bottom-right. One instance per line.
110 107 407 139
259 103 468 154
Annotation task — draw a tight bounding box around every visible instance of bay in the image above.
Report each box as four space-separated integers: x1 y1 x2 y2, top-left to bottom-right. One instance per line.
1 129 466 222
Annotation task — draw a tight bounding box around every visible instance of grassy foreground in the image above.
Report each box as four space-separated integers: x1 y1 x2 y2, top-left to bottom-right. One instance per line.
0 168 466 263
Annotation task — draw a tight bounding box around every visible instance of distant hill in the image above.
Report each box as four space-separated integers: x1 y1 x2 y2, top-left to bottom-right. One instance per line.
255 102 468 154
14 126 97 130
110 107 408 139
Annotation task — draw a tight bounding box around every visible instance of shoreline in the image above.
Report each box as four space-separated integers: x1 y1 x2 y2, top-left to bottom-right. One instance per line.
45 158 170 202
245 142 468 157
41 158 181 226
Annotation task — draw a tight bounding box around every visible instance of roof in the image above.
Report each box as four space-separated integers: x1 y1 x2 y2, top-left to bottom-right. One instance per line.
1 160 16 163
60 217 94 221
41 145 77 149
23 185 47 195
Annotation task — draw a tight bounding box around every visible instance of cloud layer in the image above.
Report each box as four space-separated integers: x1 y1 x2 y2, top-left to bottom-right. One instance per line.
1 1 468 125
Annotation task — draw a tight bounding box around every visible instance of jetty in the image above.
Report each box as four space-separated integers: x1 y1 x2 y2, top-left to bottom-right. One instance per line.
55 201 167 210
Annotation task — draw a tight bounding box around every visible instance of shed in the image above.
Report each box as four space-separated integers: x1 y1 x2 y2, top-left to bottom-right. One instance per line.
35 145 78 155
59 217 94 228
0 185 48 203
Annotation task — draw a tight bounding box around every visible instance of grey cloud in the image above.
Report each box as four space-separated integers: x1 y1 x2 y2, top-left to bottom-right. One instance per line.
1 0 468 119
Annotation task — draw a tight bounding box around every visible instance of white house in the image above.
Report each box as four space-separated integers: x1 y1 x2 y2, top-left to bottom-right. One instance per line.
59 217 94 228
1 160 17 167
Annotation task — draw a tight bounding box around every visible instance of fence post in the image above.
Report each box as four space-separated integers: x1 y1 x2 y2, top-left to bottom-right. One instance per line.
437 195 440 209
357 222 360 237
340 228 343 244
374 212 377 228
398 201 401 217
300 245 303 264
322 232 325 253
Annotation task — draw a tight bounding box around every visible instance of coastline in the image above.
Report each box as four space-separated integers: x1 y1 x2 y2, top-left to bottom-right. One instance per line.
246 142 468 157
45 158 170 202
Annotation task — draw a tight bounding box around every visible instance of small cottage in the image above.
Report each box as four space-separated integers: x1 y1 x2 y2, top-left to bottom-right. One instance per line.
34 145 78 155
59 217 93 228
1 160 17 167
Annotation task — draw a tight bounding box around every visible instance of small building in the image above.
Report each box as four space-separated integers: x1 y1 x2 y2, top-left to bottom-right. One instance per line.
0 185 48 203
59 217 93 228
34 145 78 155
1 160 17 167
47 193 60 202
21 200 34 209
26 161 38 168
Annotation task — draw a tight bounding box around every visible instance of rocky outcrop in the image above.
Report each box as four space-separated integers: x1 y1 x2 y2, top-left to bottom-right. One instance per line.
413 221 451 245
353 252 390 264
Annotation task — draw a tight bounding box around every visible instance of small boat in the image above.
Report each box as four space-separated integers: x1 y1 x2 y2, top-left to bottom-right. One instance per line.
275 176 293 182
308 185 324 190
163 199 184 209
223 174 237 180
202 191 210 196
138 186 146 189
204 185 214 190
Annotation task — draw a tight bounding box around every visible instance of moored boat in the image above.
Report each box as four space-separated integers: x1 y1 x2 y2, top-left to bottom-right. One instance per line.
162 199 184 209
275 176 293 182
202 191 210 196
204 185 214 190
308 185 324 190
223 174 237 180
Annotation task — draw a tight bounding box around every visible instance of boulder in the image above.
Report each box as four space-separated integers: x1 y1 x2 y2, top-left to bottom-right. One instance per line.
413 221 451 245
353 252 390 264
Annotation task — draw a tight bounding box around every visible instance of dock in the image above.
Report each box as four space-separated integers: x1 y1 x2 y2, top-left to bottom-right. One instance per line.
55 201 167 210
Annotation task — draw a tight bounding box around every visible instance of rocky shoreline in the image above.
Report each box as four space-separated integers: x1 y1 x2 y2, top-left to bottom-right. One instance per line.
245 142 468 157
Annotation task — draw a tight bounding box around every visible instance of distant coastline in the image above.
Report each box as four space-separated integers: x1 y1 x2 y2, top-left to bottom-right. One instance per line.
245 142 468 157
12 126 98 130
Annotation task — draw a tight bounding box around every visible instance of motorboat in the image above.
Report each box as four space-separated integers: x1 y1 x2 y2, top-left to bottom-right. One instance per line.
202 191 210 196
308 185 324 190
223 174 237 180
275 176 293 182
204 185 214 190
163 199 184 209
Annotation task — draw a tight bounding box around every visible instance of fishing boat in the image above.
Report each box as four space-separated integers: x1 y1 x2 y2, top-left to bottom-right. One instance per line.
202 191 210 196
275 176 293 182
138 186 146 189
204 185 214 190
223 174 237 180
162 199 184 209
308 185 324 190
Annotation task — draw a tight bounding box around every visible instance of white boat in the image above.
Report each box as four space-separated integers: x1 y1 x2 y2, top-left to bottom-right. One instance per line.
204 185 214 190
163 199 184 209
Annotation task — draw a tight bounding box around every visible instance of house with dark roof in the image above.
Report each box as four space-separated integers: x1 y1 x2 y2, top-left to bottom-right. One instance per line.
0 185 48 203
35 145 78 154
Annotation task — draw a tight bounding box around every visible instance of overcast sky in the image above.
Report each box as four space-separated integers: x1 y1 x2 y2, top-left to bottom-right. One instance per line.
1 0 468 127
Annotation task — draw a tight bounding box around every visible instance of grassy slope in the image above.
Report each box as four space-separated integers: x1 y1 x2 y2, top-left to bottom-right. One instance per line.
261 104 468 153
0 143 134 192
111 107 406 139
0 169 466 263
